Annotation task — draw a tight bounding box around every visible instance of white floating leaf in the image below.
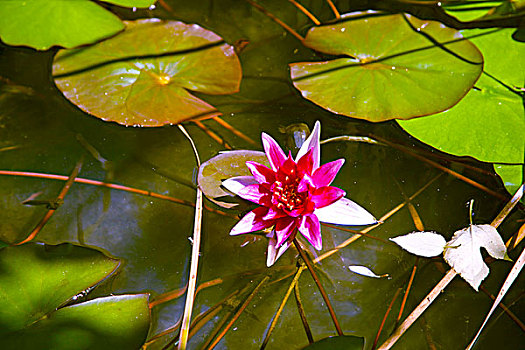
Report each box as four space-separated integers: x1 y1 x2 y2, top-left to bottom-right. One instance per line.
348 265 389 278
390 231 446 257
444 224 507 291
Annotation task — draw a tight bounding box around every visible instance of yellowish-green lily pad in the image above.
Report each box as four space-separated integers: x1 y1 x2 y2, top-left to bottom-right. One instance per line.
52 19 242 127
290 12 483 122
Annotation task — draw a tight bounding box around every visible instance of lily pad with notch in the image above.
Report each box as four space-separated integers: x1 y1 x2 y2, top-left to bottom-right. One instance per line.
0 243 150 350
198 150 270 208
290 11 483 122
53 19 242 127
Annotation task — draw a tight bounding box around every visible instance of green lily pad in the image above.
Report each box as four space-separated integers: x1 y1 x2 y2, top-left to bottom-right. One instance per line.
398 29 525 196
301 335 364 350
0 243 150 349
290 12 483 122
0 243 119 335
105 0 156 7
52 19 242 127
198 150 269 208
443 0 525 22
2 294 150 350
0 0 155 50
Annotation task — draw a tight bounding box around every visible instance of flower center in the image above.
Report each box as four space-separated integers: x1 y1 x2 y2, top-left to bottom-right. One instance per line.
272 175 306 212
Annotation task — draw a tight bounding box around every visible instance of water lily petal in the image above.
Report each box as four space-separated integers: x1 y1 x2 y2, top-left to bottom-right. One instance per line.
311 186 346 208
246 161 275 184
275 216 297 247
312 158 345 187
297 174 314 192
296 120 320 170
230 206 274 235
263 207 288 220
299 214 322 250
238 184 272 206
262 132 286 171
278 153 297 177
266 231 292 267
222 176 258 196
315 197 377 226
296 148 314 175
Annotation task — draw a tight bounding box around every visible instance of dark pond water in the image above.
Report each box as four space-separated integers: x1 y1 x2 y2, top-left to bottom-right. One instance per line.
0 1 523 349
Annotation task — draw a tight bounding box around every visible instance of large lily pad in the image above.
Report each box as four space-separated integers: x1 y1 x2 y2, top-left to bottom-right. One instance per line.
290 12 483 122
398 29 525 196
0 243 149 349
52 19 242 127
0 0 155 50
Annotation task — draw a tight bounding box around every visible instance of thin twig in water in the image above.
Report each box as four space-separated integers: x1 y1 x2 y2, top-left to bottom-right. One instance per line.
294 278 314 343
244 0 304 41
207 276 270 350
395 258 419 329
0 170 233 218
371 288 402 350
16 158 83 245
324 0 340 19
193 121 232 149
212 116 257 145
293 238 343 336
288 0 321 25
177 124 203 350
261 265 306 349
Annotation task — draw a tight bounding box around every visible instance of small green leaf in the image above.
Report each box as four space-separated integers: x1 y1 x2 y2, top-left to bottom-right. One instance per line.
0 0 126 50
0 243 119 335
2 294 150 350
290 12 483 122
52 19 242 127
301 335 364 350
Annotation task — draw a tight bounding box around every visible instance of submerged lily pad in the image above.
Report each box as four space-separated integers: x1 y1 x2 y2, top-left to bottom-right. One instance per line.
0 0 155 50
198 150 269 208
0 243 149 349
52 19 242 127
290 12 483 122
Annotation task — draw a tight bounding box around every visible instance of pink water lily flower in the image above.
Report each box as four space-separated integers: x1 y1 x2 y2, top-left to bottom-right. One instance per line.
223 121 376 266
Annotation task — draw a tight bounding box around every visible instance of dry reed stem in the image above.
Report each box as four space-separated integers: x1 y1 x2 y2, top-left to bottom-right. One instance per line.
378 184 524 349
177 125 203 350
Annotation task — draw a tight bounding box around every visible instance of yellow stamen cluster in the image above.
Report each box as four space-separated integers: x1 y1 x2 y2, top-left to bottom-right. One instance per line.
273 175 304 211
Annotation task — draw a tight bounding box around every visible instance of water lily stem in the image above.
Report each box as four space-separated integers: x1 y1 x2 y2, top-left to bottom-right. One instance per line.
293 238 343 336
178 125 203 350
